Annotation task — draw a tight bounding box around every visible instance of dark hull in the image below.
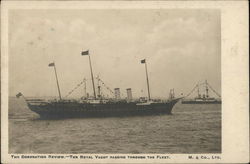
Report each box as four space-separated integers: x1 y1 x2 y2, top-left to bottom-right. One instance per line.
182 100 221 104
27 99 180 119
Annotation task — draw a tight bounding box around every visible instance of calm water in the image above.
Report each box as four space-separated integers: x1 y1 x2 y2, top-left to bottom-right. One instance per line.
9 97 221 154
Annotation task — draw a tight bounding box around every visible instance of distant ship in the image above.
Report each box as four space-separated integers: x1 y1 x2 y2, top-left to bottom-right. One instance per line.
182 80 221 104
16 50 181 119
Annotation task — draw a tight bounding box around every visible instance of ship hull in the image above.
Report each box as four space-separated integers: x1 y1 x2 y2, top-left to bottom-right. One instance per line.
27 99 180 119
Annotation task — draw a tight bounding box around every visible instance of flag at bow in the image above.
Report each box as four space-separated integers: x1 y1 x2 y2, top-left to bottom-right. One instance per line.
81 50 89 56
141 59 146 64
16 92 22 98
48 62 55 67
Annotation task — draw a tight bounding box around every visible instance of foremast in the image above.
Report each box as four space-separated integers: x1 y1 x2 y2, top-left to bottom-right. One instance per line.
48 62 62 100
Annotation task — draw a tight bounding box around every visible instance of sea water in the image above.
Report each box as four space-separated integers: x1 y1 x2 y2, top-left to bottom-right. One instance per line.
8 97 221 153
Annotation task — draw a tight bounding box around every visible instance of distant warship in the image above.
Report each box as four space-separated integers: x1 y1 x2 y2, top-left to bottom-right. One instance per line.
16 50 181 119
182 80 221 104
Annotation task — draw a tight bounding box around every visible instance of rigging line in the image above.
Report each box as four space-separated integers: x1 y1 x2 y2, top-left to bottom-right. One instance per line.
185 84 198 97
65 79 85 98
96 77 114 95
95 77 126 98
102 84 114 96
199 82 206 86
207 83 221 97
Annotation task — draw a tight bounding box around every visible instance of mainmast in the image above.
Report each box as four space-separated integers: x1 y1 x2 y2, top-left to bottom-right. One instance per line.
141 59 151 100
48 62 62 100
82 50 96 99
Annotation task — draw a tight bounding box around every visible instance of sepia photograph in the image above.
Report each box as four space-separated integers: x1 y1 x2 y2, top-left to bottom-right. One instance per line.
1 0 249 163
8 8 222 154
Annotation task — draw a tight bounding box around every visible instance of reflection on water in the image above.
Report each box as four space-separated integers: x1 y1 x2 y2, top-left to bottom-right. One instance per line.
9 97 221 153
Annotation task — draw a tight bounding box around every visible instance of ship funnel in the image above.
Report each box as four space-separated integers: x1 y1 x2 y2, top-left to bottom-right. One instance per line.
114 88 121 99
97 86 101 98
126 88 132 101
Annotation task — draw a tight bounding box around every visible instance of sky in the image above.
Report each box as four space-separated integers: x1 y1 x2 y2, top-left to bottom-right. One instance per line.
9 9 221 99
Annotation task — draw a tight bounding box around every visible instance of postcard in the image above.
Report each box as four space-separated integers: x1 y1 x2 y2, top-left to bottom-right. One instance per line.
1 0 249 163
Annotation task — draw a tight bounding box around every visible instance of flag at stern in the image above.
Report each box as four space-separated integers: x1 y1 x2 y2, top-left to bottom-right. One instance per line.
16 92 22 98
